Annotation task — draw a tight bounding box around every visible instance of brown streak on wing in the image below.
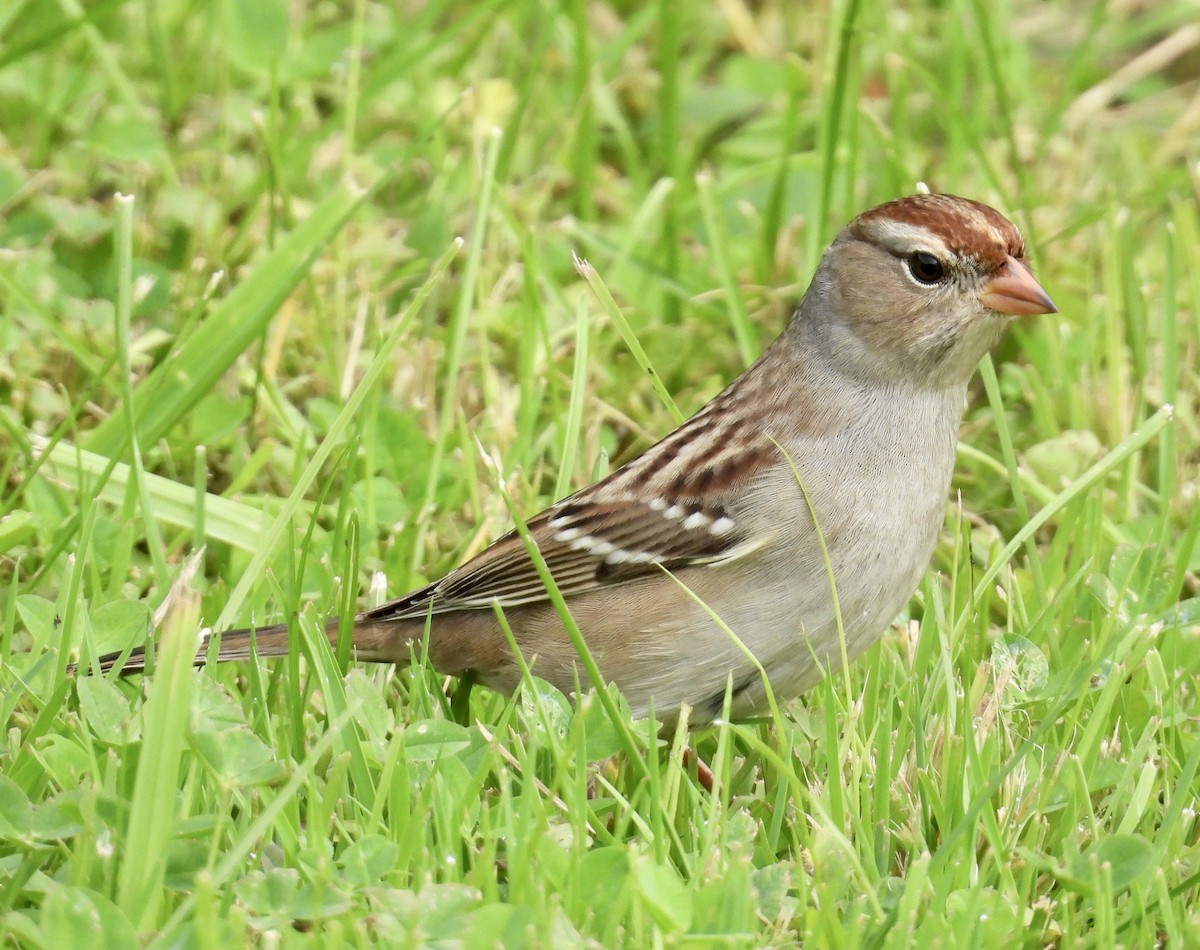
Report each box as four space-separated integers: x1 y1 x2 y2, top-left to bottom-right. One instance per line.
362 349 832 624
364 497 748 622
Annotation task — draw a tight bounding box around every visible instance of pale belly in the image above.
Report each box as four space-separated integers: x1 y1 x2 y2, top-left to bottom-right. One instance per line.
726 427 956 716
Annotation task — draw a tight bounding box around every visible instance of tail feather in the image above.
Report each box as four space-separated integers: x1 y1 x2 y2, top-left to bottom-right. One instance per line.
81 611 436 677
89 618 342 674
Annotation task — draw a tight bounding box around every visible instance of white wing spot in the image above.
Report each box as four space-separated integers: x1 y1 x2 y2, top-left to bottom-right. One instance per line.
604 548 659 565
710 516 735 535
664 504 684 520
553 526 582 542
682 511 710 530
567 535 619 558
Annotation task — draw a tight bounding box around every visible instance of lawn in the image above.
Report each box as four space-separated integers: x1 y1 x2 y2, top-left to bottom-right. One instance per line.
2 0 1199 946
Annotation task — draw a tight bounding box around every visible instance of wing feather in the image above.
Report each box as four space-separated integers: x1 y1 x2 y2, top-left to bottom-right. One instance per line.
365 496 752 621
362 390 783 624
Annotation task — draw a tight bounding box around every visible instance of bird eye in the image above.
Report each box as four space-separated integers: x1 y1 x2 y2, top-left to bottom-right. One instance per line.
907 251 946 285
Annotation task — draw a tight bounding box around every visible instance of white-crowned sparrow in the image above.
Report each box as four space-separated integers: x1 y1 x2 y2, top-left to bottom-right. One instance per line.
95 194 1056 725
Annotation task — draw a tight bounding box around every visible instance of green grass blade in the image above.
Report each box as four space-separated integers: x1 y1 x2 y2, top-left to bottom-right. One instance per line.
115 557 203 930
84 178 376 458
216 237 461 629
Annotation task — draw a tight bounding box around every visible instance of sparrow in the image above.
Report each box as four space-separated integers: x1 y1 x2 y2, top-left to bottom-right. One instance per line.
92 194 1056 726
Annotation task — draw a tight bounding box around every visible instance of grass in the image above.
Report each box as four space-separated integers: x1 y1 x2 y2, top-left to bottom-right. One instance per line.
2 0 1199 945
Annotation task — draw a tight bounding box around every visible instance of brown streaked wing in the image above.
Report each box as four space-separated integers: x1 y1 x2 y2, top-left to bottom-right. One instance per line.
363 358 790 622
363 495 752 621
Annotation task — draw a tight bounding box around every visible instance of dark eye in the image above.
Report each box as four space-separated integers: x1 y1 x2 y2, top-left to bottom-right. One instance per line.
907 251 946 285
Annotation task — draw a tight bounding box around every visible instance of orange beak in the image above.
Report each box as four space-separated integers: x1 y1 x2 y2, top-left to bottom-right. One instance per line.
980 256 1058 316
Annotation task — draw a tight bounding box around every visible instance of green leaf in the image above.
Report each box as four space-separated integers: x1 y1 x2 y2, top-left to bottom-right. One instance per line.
577 692 624 761
235 868 352 925
517 676 571 740
343 669 394 756
190 724 284 787
90 600 152 657
15 595 57 648
226 0 288 74
0 774 33 841
37 736 93 788
349 476 411 532
164 840 212 891
1070 834 1157 894
402 720 472 762
87 114 165 163
76 677 136 745
338 835 400 888
40 886 103 946
1023 429 1102 488
32 794 85 841
461 904 534 949
991 635 1049 704
939 888 1021 944
409 884 485 939
633 857 692 932
0 510 38 553
235 867 301 919
751 862 796 922
571 847 630 922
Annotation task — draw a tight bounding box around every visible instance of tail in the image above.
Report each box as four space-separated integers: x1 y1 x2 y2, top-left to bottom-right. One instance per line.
87 618 341 674
83 613 421 675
